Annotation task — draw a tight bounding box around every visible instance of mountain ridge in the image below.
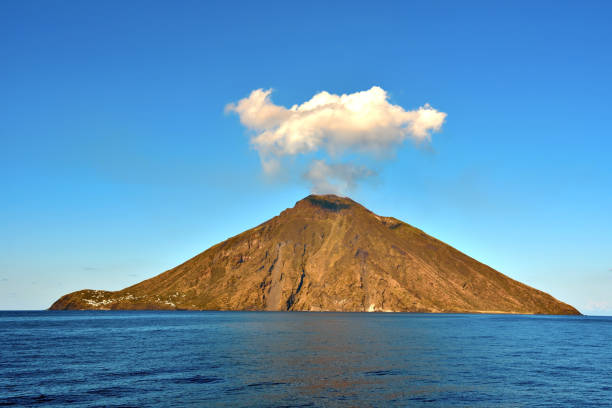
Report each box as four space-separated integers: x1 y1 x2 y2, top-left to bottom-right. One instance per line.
50 195 580 315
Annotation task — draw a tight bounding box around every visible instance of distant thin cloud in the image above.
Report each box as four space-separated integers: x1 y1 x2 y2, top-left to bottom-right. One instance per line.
82 266 98 271
584 300 612 314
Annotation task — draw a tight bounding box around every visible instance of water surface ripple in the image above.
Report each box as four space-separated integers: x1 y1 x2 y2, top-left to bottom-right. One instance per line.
1 311 611 407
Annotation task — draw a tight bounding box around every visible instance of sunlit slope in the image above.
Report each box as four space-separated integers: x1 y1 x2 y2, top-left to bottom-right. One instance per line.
51 195 579 314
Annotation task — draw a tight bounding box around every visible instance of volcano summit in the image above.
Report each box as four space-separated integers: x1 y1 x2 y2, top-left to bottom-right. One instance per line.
51 195 579 314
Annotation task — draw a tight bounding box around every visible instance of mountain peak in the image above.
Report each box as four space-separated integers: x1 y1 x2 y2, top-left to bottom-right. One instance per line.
50 195 580 315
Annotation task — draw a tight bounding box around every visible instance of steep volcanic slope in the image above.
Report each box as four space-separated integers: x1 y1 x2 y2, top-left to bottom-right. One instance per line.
51 195 579 314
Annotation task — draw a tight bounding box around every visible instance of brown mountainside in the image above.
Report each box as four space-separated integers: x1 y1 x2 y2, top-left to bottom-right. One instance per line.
50 195 579 314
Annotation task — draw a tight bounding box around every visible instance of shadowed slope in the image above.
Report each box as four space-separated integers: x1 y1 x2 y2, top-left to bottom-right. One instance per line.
51 195 579 314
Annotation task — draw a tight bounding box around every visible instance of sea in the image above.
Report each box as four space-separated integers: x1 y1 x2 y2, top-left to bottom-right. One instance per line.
1 311 611 407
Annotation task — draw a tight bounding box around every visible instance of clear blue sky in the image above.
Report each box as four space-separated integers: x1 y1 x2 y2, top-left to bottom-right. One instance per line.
1 1 611 313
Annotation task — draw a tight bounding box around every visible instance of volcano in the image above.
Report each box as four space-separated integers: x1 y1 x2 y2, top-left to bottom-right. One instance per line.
50 195 579 314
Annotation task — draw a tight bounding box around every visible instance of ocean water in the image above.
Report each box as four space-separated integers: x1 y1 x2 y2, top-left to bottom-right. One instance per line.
1 311 611 407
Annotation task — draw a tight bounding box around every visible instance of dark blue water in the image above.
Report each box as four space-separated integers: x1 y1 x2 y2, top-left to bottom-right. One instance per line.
1 312 611 407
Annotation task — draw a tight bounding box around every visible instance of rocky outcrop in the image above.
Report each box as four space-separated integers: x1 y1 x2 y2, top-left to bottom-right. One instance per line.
50 195 580 314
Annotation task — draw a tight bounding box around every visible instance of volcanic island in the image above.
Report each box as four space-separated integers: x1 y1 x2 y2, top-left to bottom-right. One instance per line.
51 195 579 315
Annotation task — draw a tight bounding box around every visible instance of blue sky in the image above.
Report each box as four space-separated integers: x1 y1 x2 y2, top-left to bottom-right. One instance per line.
1 1 611 313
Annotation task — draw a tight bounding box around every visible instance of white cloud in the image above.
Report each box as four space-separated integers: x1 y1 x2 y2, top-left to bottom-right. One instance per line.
226 86 447 193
